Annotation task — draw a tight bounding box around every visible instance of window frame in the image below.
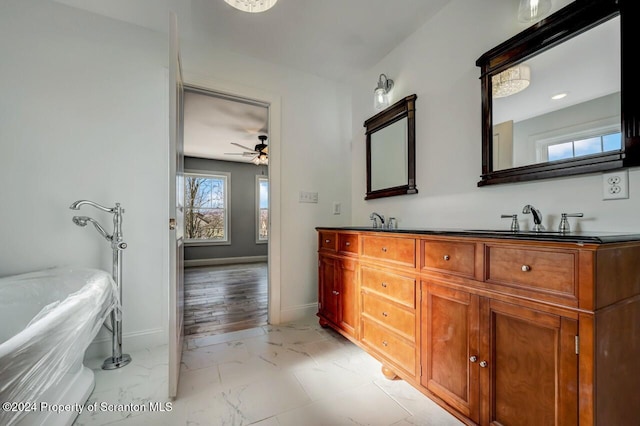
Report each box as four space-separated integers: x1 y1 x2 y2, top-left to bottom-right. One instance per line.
184 170 231 246
534 118 621 163
256 175 269 244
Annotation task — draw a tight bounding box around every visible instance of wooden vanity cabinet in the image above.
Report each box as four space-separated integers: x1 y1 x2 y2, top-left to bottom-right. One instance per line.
317 229 640 426
317 232 358 338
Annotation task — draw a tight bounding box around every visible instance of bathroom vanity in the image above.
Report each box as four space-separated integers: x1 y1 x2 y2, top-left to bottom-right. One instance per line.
316 227 640 425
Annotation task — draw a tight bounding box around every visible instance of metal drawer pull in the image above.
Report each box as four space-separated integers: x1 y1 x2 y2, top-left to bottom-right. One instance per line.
381 282 388 288
479 360 488 368
381 247 388 252
332 290 339 295
325 239 331 243
521 265 531 272
443 255 450 261
469 355 478 363
382 341 388 347
345 242 350 246
382 312 389 317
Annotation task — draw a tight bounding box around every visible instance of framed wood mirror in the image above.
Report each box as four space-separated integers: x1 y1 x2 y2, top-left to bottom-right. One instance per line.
476 0 640 186
364 94 418 200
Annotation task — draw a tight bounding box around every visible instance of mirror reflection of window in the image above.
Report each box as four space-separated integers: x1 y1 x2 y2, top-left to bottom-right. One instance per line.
370 118 408 191
491 16 620 171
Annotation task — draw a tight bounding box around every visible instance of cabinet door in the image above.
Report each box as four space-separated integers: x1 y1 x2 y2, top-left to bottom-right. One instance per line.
338 258 358 336
421 281 480 423
319 256 338 325
480 299 578 426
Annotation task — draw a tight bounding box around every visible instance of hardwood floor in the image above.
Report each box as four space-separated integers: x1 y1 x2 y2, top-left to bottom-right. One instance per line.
184 262 268 339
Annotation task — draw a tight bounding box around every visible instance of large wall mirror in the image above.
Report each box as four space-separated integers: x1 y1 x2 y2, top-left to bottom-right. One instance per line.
476 0 640 186
364 94 417 200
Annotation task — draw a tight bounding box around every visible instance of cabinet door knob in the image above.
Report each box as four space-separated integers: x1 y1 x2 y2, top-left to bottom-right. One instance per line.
381 247 388 252
479 360 488 368
521 265 531 272
469 355 478 363
332 290 339 295
325 239 331 243
443 255 450 261
382 312 389 317
381 282 388 288
345 242 350 246
382 341 388 347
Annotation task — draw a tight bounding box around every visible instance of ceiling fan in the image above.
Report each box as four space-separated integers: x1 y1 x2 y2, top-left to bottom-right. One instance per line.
225 134 268 165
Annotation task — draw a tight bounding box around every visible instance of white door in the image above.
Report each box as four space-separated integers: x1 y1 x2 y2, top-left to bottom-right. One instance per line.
168 10 185 400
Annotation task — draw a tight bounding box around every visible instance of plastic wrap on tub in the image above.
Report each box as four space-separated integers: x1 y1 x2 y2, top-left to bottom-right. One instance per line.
0 267 118 426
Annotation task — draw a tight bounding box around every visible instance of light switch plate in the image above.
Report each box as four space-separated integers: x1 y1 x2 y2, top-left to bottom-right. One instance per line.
602 170 629 200
299 191 318 203
332 202 341 215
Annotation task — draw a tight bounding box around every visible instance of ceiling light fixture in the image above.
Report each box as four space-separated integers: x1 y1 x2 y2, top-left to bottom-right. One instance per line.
551 92 568 100
492 64 530 98
224 0 278 13
518 0 552 23
374 74 394 110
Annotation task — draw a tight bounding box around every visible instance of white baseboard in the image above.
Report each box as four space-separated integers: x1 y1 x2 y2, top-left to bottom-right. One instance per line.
278 303 318 324
184 255 268 268
84 327 166 362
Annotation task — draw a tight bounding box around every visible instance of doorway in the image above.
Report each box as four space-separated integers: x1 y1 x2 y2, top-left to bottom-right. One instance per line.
182 85 271 344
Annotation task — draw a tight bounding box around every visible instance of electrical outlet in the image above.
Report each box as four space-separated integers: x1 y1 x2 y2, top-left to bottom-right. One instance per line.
602 170 629 200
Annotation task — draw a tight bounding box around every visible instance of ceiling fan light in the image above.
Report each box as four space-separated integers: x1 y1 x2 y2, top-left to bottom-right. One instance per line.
224 0 278 13
252 156 261 165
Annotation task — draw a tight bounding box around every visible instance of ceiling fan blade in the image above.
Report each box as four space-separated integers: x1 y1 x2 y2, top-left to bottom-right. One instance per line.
231 142 257 152
224 152 245 155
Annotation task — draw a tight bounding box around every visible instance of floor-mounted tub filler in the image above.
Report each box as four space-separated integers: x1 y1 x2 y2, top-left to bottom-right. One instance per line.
69 200 132 371
0 267 118 426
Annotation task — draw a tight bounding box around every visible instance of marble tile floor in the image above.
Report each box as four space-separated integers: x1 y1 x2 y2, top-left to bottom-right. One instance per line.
75 317 463 426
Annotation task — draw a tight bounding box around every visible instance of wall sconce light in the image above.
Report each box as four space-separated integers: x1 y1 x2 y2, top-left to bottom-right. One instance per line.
374 74 394 110
518 0 552 23
492 64 530 98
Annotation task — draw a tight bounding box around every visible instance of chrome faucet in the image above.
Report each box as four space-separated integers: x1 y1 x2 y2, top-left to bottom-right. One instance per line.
522 204 544 232
370 212 385 228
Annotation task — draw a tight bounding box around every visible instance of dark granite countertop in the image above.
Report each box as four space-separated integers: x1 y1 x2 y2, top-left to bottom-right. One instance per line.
315 226 640 244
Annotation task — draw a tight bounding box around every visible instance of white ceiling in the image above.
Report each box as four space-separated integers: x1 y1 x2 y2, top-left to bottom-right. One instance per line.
52 0 452 83
51 0 452 161
184 89 269 162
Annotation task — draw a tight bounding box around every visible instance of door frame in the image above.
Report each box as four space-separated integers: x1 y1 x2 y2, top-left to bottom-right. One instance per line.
180 71 282 325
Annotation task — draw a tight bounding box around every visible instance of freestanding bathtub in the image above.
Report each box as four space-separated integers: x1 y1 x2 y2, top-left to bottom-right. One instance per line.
0 267 118 426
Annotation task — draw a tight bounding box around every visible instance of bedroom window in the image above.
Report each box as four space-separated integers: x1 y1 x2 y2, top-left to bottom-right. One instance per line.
184 172 230 244
257 176 269 242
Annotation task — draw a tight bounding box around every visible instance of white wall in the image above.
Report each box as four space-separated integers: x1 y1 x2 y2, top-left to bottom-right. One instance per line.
178 38 353 320
0 0 352 357
0 0 169 354
350 0 639 233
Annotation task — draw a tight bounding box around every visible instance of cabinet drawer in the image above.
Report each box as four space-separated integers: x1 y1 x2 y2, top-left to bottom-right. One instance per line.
361 319 415 375
319 231 337 251
362 235 416 267
421 240 477 278
338 233 358 254
361 266 416 308
362 293 415 341
486 245 577 298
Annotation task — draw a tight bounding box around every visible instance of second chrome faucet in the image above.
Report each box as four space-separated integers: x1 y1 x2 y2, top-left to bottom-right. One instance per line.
369 212 397 229
522 204 544 231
